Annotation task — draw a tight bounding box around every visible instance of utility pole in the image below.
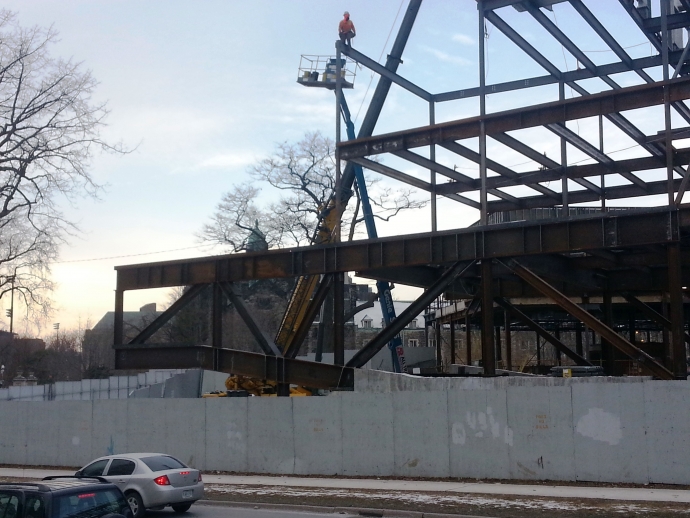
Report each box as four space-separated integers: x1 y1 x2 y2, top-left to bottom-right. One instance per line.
53 322 60 344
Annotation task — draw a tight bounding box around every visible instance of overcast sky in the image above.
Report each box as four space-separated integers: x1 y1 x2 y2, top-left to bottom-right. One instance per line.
0 1 677 336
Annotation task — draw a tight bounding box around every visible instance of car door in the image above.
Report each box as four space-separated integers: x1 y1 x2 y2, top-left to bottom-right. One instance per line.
103 458 137 492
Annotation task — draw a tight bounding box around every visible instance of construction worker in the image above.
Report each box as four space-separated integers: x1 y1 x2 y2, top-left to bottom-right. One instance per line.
339 11 356 47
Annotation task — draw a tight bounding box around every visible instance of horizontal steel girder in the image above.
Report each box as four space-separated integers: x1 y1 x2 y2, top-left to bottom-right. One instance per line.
114 344 354 389
337 77 690 161
115 207 685 291
436 149 690 196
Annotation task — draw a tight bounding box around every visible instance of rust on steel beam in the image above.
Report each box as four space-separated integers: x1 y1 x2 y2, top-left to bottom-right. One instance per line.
494 297 592 366
114 345 354 390
338 77 690 161
115 207 685 291
500 259 675 380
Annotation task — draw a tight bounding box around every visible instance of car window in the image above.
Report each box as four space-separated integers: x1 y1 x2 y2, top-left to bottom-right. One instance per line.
52 489 128 518
24 495 46 518
105 460 135 477
0 493 19 518
80 460 109 478
140 455 186 472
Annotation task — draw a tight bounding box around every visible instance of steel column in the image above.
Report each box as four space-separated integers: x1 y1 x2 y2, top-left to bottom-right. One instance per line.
114 290 124 347
334 272 345 366
601 283 615 375
668 243 688 377
505 311 512 371
450 319 456 365
466 312 472 366
481 260 496 376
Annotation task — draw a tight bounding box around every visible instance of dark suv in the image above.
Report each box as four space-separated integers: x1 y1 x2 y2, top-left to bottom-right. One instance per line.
0 478 133 518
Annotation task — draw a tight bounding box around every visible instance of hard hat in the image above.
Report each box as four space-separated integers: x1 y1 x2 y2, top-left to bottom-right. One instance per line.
344 11 349 16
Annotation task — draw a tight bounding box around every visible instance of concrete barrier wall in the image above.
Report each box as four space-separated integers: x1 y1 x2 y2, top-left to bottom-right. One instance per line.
0 370 186 401
1 376 690 484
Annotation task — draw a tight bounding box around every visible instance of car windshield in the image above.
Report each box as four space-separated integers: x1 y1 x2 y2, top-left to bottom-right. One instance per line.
140 456 186 472
52 489 127 518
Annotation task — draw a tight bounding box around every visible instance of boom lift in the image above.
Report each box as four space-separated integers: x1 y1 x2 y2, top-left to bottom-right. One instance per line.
285 55 407 373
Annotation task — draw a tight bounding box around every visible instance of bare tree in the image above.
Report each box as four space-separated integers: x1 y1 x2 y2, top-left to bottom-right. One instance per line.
0 10 124 322
201 131 426 251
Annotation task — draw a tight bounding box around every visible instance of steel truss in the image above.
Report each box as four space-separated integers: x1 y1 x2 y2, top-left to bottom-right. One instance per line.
114 0 690 388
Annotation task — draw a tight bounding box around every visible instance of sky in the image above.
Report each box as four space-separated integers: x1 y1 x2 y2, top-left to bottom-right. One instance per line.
0 1 681 337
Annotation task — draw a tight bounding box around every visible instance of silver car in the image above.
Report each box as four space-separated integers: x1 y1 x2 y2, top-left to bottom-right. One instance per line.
76 453 203 518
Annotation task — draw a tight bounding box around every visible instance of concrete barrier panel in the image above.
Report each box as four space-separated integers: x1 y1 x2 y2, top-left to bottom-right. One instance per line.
448 387 510 479
204 397 248 472
341 392 394 476
571 381 647 483
247 398 295 474
392 391 450 477
644 381 690 484
164 399 206 469
0 401 27 464
126 399 168 453
55 401 93 467
25 402 60 465
293 395 342 475
92 400 128 459
506 385 574 481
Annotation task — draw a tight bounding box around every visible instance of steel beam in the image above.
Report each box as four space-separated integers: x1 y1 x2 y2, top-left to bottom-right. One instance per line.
487 177 685 212
347 260 477 368
338 44 431 101
114 344 354 389
500 259 675 380
623 292 690 346
115 207 684 290
434 52 682 103
495 297 591 366
339 0 422 193
219 283 281 356
129 283 206 345
338 78 690 161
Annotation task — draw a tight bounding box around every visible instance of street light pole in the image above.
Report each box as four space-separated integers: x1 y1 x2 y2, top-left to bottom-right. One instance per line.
8 275 14 335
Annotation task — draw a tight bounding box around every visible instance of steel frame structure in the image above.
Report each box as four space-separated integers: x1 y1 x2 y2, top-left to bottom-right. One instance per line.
114 0 690 388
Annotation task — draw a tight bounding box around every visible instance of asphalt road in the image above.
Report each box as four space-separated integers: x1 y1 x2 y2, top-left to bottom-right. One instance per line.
146 504 358 518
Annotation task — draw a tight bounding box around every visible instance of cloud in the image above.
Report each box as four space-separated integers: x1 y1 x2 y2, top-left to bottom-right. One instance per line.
420 45 472 66
194 153 255 171
452 33 474 46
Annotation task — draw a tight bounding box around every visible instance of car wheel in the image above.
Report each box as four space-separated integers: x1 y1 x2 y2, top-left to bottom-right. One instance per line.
171 504 192 514
125 491 145 518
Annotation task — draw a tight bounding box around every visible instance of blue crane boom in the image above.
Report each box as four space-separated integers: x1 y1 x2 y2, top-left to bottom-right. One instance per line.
339 96 407 373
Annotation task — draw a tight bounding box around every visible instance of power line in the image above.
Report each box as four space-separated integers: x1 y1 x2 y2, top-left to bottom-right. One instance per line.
53 243 218 264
